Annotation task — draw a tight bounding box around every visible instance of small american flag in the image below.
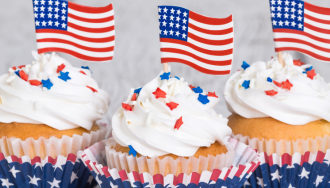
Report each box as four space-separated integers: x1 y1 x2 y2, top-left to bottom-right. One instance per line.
270 0 330 62
32 0 115 62
158 6 234 75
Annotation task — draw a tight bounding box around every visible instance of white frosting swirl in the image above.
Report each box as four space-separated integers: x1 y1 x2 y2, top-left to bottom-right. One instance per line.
112 72 232 157
0 51 110 130
225 53 330 125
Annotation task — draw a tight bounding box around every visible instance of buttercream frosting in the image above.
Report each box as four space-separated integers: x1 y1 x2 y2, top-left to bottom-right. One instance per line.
0 51 110 130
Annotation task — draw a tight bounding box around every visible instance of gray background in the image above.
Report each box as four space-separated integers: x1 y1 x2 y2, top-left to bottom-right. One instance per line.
1 0 330 125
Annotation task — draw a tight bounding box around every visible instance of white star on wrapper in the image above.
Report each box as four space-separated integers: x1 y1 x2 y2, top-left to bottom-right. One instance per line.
169 30 174 35
9 166 20 178
284 13 289 19
324 159 330 165
36 21 40 26
95 175 103 186
162 21 167 26
61 15 66 21
159 29 162 34
182 33 186 39
183 11 187 17
163 29 168 35
279 20 284 26
54 7 59 13
61 23 66 28
55 21 60 27
175 31 180 36
273 20 277 26
70 171 79 184
34 6 38 12
271 0 276 5
175 23 180 28
163 7 168 13
34 162 42 169
40 6 45 11
158 7 162 13
40 12 45 18
170 8 175 14
48 0 53 5
291 7 296 13
48 178 61 188
40 0 45 5
163 14 167 20
48 13 53 18
271 169 282 181
110 181 118 188
277 0 282 5
298 23 303 29
277 6 282 11
299 167 310 179
271 12 275 18
54 162 63 171
176 9 181 15
169 22 174 27
62 2 66 7
285 20 290 26
298 3 303 8
34 0 39 5
256 177 264 187
182 25 187 31
271 6 275 11
48 6 53 12
285 0 289 5
288 184 295 188
315 175 324 187
297 16 303 21
291 21 296 27
170 15 174 21
182 18 187 24
291 1 296 7
61 9 66 14
87 175 94 185
0 178 13 188
35 13 38 18
284 6 289 12
28 175 41 186
277 12 282 18
42 21 47 26
176 16 181 22
48 20 53 26
291 14 296 20
298 9 303 15
54 14 59 19
55 0 60 6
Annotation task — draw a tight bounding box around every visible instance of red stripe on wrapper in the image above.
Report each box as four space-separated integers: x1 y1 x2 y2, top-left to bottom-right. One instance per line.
223 168 231 181
174 173 184 185
190 172 201 185
301 152 311 166
139 173 144 184
153 174 164 185
119 170 129 181
102 167 111 178
316 151 326 164
282 153 292 166
48 156 57 165
235 165 246 177
31 156 41 166
210 169 221 182
85 160 93 171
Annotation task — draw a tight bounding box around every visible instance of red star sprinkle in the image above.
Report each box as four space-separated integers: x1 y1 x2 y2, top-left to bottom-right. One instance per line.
18 65 26 69
80 70 86 75
57 64 66 73
29 80 42 86
122 103 132 111
273 80 282 87
265 90 278 96
293 59 305 66
281 79 293 90
189 85 196 90
174 116 183 130
207 92 218 98
86 86 98 93
19 70 28 81
307 69 316 80
131 93 137 101
166 102 179 110
11 66 17 71
152 87 166 99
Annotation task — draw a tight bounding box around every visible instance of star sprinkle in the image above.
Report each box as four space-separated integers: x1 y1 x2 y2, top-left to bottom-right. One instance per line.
198 94 210 104
175 76 180 80
265 90 278 96
86 86 98 93
306 66 313 72
307 69 316 80
242 80 250 89
134 88 142 94
192 86 203 93
42 79 53 90
79 70 86 75
166 102 179 110
15 70 20 77
19 70 28 81
159 72 171 80
293 59 305 66
29 80 42 86
11 66 17 71
122 103 132 111
152 87 167 99
207 92 218 98
267 77 273 82
189 85 196 90
58 71 71 82
18 65 26 69
81 66 91 71
273 80 282 87
128 145 137 157
56 64 65 73
241 61 250 70
174 116 183 130
281 79 293 90
131 93 137 101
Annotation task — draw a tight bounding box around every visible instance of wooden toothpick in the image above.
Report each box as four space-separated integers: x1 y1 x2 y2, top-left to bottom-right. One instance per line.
277 52 285 67
163 63 169 73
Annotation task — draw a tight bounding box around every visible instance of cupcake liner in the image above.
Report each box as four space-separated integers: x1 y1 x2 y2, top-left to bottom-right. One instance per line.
233 134 330 188
78 136 261 188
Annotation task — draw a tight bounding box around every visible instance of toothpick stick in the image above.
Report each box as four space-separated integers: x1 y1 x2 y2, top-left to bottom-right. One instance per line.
163 63 169 73
277 52 285 67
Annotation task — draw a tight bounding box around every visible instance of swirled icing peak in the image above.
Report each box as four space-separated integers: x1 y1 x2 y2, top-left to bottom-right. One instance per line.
0 51 110 130
225 52 330 125
112 72 232 157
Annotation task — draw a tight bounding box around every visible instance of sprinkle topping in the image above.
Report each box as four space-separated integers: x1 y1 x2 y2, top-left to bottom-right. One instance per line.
174 116 183 130
166 102 179 110
79 70 86 75
11 66 17 71
175 76 180 80
293 59 305 66
57 64 65 73
192 86 203 93
198 94 210 104
86 86 98 93
152 87 167 99
207 92 218 98
42 79 53 90
29 80 42 86
159 72 171 80
189 85 196 90
265 90 278 96
18 65 26 69
131 93 137 101
122 103 132 111
282 79 293 90
273 80 282 87
267 77 273 82
19 71 28 81
242 80 250 89
306 66 313 72
128 145 137 157
58 71 71 82
307 69 316 80
134 88 142 94
81 66 90 70
241 61 250 70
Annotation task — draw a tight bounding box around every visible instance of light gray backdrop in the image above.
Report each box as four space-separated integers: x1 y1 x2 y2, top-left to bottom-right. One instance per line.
1 0 330 125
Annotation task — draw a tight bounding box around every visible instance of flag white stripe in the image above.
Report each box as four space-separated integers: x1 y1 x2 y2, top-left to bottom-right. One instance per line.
161 42 232 60
188 27 233 40
161 52 232 71
37 42 114 57
36 33 114 48
189 18 233 31
68 8 114 19
68 17 114 28
67 27 115 38
187 37 233 50
304 18 330 30
274 42 330 58
304 27 330 39
274 32 330 48
304 9 330 21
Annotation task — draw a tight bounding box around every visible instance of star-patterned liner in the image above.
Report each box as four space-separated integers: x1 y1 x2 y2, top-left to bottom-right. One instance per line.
78 137 261 188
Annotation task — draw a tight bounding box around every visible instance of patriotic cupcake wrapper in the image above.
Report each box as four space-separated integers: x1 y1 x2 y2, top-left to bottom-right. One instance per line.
78 136 261 188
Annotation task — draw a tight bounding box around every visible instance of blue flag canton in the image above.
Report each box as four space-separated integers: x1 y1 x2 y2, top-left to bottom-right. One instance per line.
33 0 68 31
270 0 304 31
158 6 189 42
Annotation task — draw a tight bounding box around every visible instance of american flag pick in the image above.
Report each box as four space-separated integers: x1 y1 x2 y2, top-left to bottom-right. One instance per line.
270 0 330 62
32 0 115 62
158 6 234 75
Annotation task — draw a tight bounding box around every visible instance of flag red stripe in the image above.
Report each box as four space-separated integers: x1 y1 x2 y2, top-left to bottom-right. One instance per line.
275 47 330 61
38 48 113 61
188 23 233 35
36 29 115 43
68 22 115 33
188 32 233 45
68 13 114 23
304 2 330 16
273 28 330 43
274 38 330 53
304 14 330 25
37 39 114 52
161 58 231 75
68 2 113 14
160 38 232 56
161 48 232 66
304 23 330 35
189 12 232 26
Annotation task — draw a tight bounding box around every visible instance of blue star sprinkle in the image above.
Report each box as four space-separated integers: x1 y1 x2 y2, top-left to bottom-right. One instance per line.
42 79 53 90
134 87 142 94
198 94 209 104
128 145 137 157
175 76 180 80
267 77 273 82
303 71 307 74
58 71 71 82
306 66 313 71
241 61 250 70
159 72 171 80
81 66 92 73
242 80 250 89
192 86 203 93
15 70 20 77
